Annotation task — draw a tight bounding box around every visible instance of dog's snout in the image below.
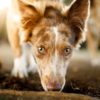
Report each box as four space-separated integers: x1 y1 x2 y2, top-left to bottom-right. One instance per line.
42 75 64 91
47 81 62 91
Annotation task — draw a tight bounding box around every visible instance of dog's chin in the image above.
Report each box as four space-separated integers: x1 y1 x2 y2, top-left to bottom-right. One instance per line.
41 79 66 92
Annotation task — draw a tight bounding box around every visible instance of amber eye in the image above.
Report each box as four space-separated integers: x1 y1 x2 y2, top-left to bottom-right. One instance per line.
38 46 45 54
64 47 72 55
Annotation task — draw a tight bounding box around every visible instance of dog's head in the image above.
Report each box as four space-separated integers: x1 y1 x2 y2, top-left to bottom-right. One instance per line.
17 0 90 91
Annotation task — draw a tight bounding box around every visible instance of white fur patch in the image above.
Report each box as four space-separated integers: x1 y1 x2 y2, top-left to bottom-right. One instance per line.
60 62 69 77
50 53 58 75
52 27 59 44
50 26 69 78
12 43 37 78
28 52 37 73
12 55 28 78
51 27 59 75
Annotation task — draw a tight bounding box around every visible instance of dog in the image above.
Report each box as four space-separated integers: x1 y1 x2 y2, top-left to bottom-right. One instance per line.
7 0 90 91
87 0 100 65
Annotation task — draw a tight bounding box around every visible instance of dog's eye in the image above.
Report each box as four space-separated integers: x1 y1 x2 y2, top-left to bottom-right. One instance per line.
38 46 45 54
64 47 72 55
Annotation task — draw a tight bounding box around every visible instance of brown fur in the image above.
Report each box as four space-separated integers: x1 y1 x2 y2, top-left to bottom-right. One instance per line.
7 0 90 91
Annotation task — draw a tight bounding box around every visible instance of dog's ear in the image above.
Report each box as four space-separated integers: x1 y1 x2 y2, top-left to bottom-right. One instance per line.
17 0 46 16
66 0 90 46
17 0 41 28
17 0 42 43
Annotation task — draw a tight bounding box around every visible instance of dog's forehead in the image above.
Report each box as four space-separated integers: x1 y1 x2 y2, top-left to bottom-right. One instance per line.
44 7 68 24
34 24 71 46
32 6 71 45
51 26 71 44
45 7 62 18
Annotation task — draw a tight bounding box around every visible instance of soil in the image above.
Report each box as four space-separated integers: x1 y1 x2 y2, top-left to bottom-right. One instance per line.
0 73 42 91
0 90 97 100
0 69 99 100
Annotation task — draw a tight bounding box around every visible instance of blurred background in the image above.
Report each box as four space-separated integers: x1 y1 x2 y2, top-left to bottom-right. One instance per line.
0 0 100 72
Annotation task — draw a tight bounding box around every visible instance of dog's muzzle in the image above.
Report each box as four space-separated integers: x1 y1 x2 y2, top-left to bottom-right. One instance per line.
41 75 65 91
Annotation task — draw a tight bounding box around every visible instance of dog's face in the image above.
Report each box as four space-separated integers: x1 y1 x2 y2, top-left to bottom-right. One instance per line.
17 0 90 91
32 21 73 91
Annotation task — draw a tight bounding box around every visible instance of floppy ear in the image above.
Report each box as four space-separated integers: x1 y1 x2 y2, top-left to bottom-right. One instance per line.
66 0 90 46
17 0 41 43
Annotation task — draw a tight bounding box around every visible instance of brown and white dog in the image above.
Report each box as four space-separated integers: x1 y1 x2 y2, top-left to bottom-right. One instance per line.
7 0 90 91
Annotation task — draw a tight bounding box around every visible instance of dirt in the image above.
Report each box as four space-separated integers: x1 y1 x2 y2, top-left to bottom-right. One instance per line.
0 90 97 100
0 70 99 100
0 73 42 91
